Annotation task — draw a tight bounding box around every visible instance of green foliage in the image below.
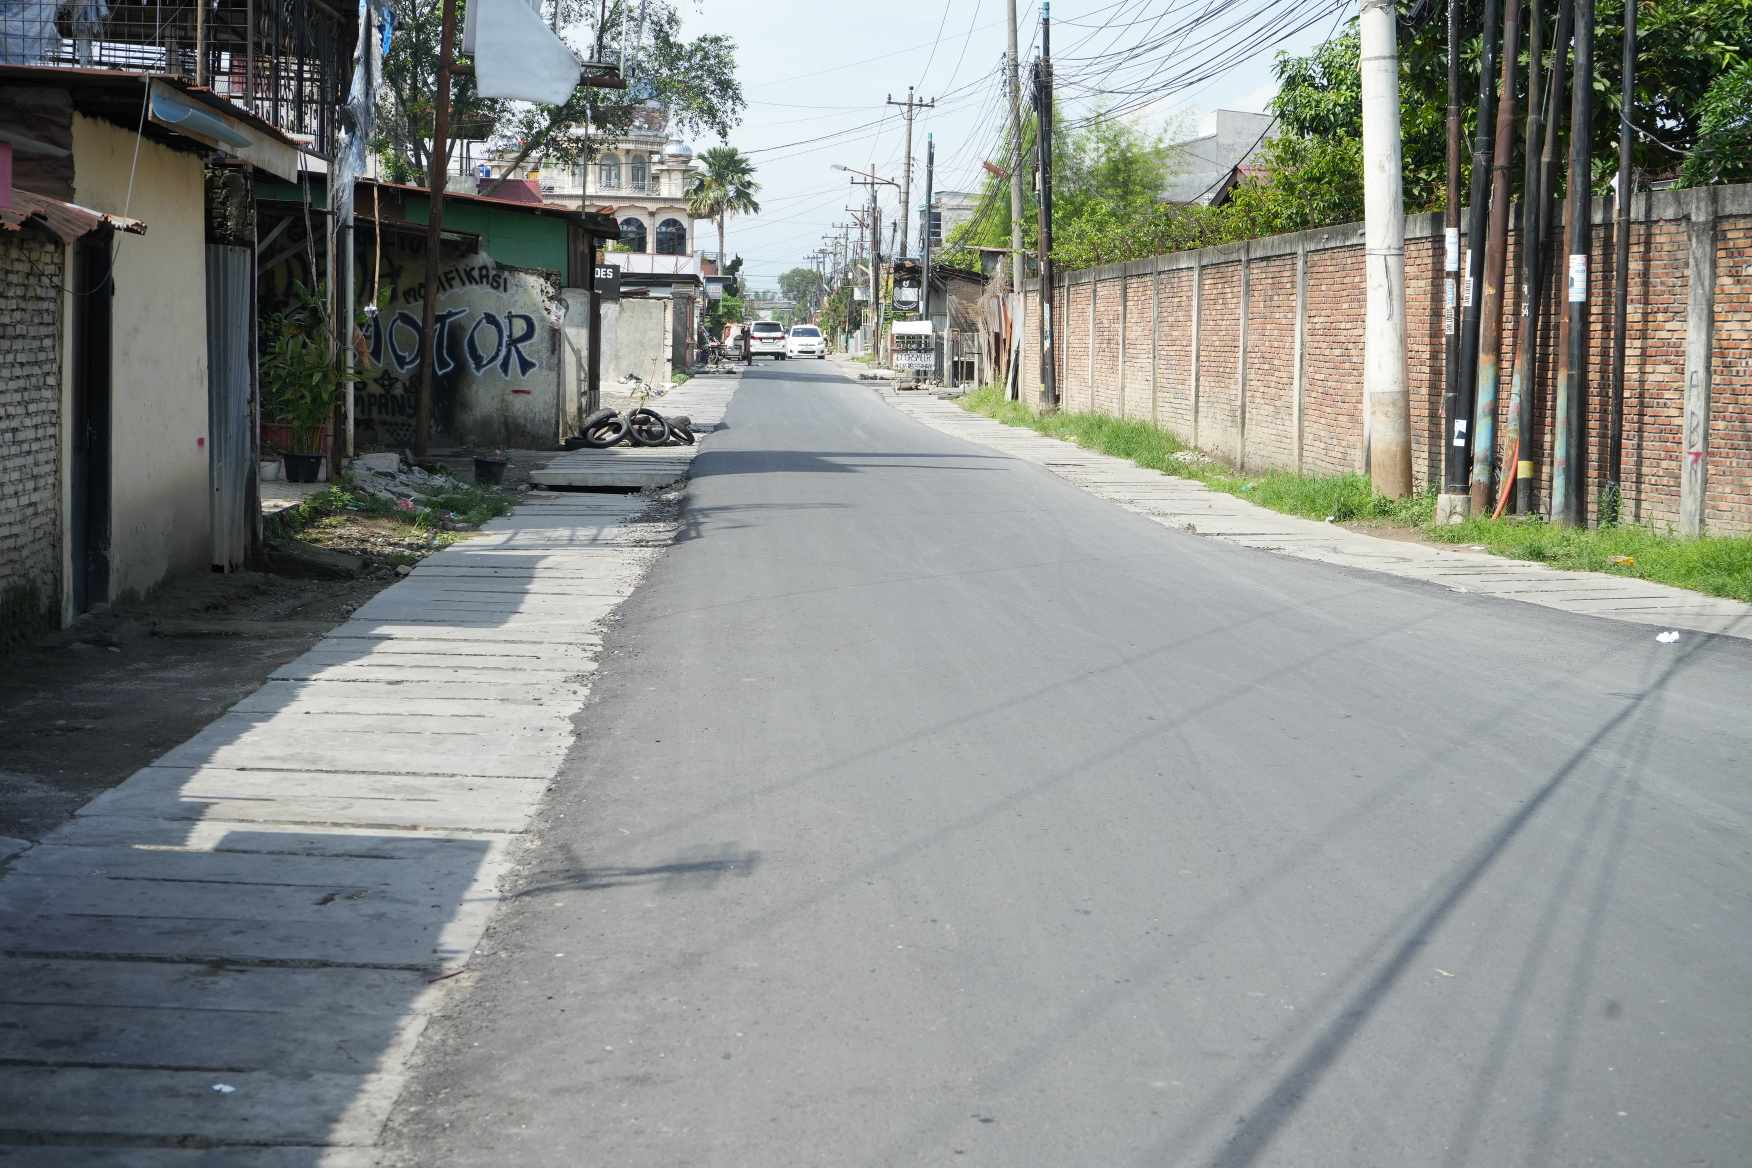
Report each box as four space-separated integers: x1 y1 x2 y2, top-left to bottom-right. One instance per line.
687 146 761 266
260 284 340 454
1679 60 1752 185
778 267 824 311
705 291 746 336
373 0 744 185
1429 516 1752 600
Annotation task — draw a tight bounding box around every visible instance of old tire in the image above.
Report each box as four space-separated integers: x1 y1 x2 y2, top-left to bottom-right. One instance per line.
627 410 671 447
581 415 628 448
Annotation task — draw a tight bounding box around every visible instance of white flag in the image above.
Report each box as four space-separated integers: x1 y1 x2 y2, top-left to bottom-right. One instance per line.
473 0 578 106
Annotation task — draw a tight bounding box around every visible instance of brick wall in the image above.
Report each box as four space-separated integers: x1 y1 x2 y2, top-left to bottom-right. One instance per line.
0 228 64 642
1018 183 1752 533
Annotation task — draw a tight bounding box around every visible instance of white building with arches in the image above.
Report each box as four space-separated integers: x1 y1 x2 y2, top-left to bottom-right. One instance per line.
510 105 702 258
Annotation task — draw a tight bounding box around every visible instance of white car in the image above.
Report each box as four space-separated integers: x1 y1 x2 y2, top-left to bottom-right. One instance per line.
786 324 827 359
748 320 788 359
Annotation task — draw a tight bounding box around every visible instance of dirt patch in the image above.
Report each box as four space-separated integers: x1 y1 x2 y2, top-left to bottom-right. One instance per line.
0 568 395 843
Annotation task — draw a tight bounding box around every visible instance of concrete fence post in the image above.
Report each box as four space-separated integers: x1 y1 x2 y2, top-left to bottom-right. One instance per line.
1293 239 1308 474
1191 251 1203 449
1088 271 1097 410
1681 187 1717 536
1119 269 1128 420
1237 242 1251 469
1150 257 1161 428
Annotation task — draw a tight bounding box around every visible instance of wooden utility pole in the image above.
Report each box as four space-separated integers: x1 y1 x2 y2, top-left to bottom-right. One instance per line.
1609 0 1637 499
1470 0 1525 512
1034 2 1056 412
1552 0 1594 525
1454 0 1502 488
1438 0 1465 515
1005 0 1026 298
412 0 458 460
886 87 935 259
1505 0 1547 515
921 132 935 327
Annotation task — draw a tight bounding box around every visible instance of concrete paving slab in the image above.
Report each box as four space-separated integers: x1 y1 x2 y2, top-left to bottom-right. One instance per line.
0 1149 380 1167
0 1066 400 1146
152 719 565 778
227 683 587 719
0 1002 428 1074
80 767 546 832
12 842 495 891
38 816 515 858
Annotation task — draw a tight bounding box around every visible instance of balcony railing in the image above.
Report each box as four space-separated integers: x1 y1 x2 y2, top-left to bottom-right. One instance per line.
0 0 352 156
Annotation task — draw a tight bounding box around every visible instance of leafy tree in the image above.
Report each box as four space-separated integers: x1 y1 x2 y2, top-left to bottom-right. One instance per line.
1678 59 1752 185
373 0 743 186
1235 0 1752 230
778 267 824 312
686 146 762 266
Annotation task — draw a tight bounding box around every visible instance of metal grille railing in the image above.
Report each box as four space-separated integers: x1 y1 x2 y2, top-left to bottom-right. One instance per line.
0 0 350 156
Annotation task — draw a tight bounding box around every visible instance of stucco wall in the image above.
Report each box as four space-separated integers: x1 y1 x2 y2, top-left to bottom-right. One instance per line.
72 114 210 600
353 235 564 449
600 298 670 391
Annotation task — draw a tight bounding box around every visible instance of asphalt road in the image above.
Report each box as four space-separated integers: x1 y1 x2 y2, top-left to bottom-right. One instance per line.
385 361 1752 1167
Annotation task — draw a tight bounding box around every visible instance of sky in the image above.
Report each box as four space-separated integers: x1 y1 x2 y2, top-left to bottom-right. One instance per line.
673 0 1354 291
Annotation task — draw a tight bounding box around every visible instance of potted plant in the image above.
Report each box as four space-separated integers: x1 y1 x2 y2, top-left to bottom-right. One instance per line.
261 288 341 482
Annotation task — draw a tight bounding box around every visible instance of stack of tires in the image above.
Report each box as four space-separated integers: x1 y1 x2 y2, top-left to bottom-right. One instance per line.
569 408 696 450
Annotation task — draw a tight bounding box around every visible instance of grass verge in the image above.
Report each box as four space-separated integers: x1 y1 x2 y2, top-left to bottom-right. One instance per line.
960 386 1752 603
279 477 516 545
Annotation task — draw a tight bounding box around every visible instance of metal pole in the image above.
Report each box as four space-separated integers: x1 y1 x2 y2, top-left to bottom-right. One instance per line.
922 132 935 327
1507 0 1549 514
1006 0 1026 298
1439 0 1465 505
413 0 457 459
1361 0 1410 496
1609 0 1635 505
1469 0 1524 512
1035 2 1056 412
1553 0 1593 525
1455 0 1503 488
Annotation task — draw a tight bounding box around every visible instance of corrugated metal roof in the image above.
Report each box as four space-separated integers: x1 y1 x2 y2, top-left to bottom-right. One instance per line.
1 188 148 243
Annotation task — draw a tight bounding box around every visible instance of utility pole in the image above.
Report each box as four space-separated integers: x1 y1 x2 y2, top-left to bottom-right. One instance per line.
1470 0 1525 513
412 0 459 459
840 165 898 357
1360 0 1410 495
1527 0 1575 514
1610 0 1636 501
1506 0 1548 515
1005 0 1026 297
1034 2 1056 412
1437 0 1466 519
886 86 935 258
921 132 935 326
1552 0 1594 525
1454 0 1502 489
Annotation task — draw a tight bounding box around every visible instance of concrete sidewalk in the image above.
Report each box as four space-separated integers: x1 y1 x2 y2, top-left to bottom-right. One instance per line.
881 387 1752 642
0 382 734 1163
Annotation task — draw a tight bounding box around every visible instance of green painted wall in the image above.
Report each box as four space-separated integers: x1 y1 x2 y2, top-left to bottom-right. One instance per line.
259 177 569 274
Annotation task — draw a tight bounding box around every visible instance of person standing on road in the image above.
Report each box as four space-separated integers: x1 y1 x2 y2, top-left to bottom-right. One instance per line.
739 324 752 366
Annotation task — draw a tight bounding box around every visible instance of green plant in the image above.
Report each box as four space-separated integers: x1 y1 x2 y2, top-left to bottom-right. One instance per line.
261 284 341 454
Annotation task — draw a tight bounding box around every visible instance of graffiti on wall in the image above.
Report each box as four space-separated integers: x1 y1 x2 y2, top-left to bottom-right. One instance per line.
354 248 560 446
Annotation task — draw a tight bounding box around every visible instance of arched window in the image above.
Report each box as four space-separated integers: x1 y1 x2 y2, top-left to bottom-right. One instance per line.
619 217 647 252
630 158 650 191
597 156 621 190
655 218 687 255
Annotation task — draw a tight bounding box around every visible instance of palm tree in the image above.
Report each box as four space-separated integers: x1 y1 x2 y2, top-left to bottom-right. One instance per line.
686 146 761 269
